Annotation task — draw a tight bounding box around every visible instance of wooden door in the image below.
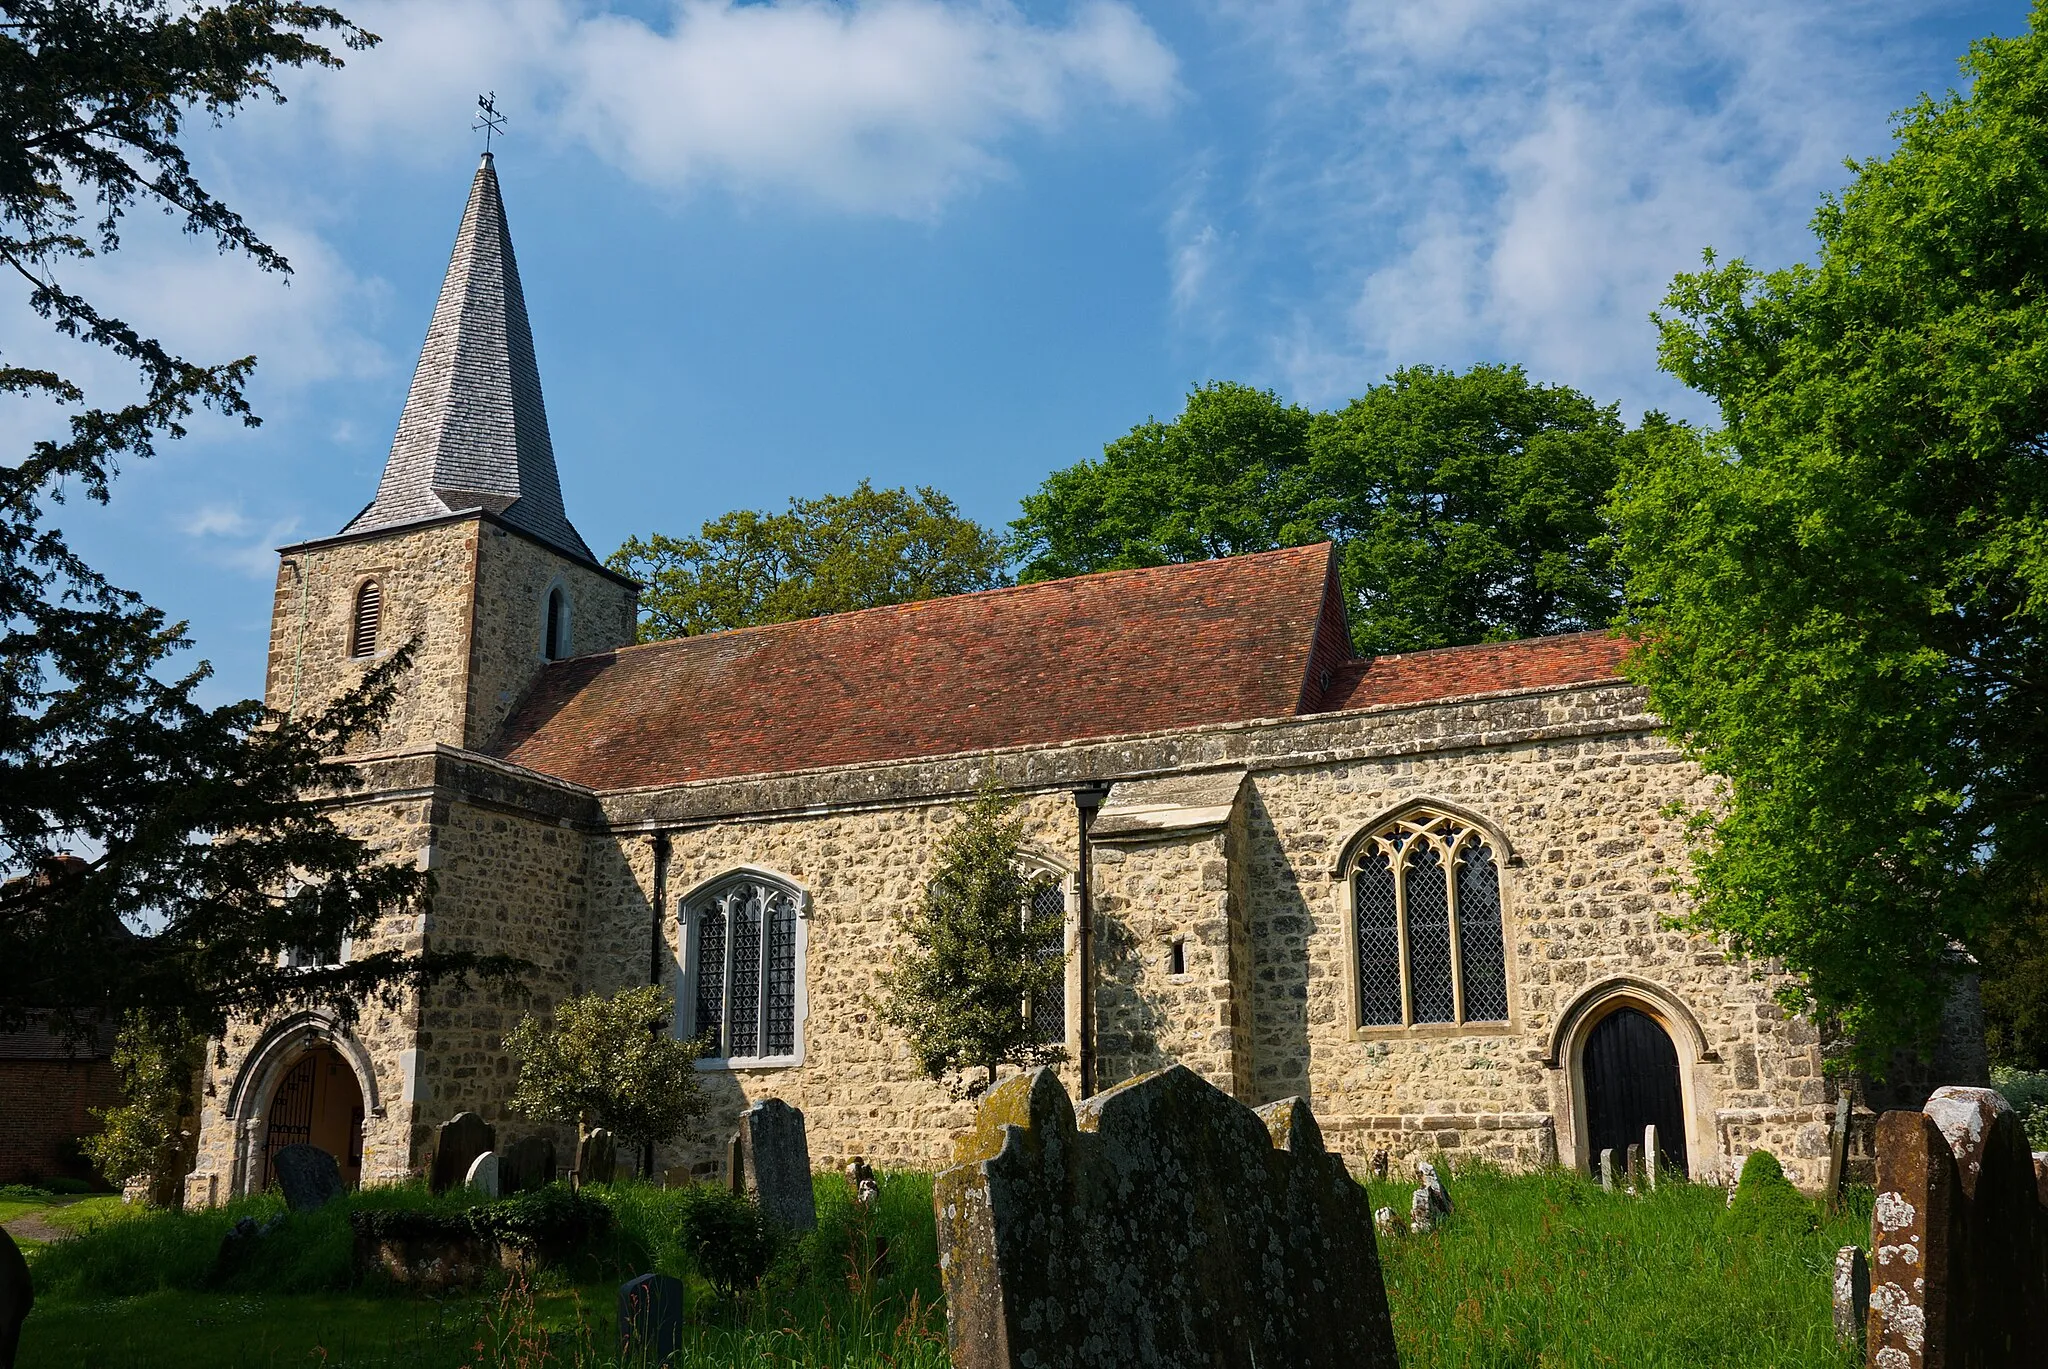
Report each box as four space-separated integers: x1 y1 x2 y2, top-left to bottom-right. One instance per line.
1582 1007 1688 1176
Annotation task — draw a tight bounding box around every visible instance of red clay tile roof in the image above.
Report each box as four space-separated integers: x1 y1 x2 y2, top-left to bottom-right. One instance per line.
1318 631 1629 712
491 545 1347 791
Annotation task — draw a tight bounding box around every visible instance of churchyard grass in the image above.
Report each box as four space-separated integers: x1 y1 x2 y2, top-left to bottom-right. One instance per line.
13 1164 1862 1366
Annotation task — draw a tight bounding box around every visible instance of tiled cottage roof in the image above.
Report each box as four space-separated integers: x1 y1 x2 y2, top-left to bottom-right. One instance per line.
1319 631 1629 711
491 545 1347 790
341 153 596 565
489 546 1633 793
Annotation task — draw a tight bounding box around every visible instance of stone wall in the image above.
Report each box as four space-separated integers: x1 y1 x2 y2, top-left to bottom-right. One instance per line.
465 522 637 751
267 519 479 754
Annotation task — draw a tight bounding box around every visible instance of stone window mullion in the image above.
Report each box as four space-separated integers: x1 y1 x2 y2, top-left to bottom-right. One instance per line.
1393 839 1414 1028
720 894 737 1056
1447 833 1468 1026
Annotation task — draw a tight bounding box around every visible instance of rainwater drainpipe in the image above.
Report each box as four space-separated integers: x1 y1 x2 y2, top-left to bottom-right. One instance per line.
645 831 671 1178
1073 784 1111 1099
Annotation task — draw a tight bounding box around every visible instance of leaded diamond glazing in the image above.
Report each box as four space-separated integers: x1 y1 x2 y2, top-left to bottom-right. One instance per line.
1456 844 1509 1022
1405 844 1455 1024
1355 849 1403 1026
764 887 799 1055
1026 880 1066 1046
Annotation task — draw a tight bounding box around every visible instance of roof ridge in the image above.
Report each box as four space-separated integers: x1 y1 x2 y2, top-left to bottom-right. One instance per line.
1341 628 1620 668
588 542 1337 662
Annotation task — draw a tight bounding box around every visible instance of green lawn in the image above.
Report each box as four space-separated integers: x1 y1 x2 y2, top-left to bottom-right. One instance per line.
10 1165 1867 1368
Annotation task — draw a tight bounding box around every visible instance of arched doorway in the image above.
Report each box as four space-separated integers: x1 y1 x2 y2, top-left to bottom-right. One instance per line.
259 1045 364 1191
1581 1007 1689 1177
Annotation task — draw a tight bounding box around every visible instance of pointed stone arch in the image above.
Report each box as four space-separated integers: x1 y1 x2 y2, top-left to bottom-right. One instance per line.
222 1010 382 1198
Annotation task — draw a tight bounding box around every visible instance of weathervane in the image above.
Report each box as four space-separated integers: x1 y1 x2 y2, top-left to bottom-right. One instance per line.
474 92 507 152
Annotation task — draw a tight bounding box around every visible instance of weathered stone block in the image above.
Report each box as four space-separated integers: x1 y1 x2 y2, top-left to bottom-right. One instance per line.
933 1065 1397 1369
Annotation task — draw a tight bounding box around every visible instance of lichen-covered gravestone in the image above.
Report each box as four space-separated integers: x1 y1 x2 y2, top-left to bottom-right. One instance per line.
737 1099 816 1231
429 1112 495 1195
934 1065 1399 1369
272 1144 346 1212
500 1135 557 1195
1 1228 31 1369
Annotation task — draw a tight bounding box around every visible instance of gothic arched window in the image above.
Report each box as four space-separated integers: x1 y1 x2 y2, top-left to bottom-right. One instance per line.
349 580 381 659
681 874 805 1065
1348 809 1510 1028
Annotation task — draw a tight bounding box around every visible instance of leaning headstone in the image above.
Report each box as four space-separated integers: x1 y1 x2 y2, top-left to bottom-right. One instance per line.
1642 1126 1660 1191
465 1150 501 1198
1599 1148 1616 1192
1371 1147 1390 1182
737 1098 816 1231
1 1229 31 1369
576 1128 616 1187
1832 1245 1868 1349
499 1135 557 1195
935 1066 1399 1369
430 1111 495 1195
618 1272 683 1365
272 1144 345 1212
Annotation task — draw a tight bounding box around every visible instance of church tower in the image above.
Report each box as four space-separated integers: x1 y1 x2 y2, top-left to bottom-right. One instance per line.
266 153 637 753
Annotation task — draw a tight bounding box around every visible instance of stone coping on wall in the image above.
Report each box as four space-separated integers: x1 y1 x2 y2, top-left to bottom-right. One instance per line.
315 679 1662 835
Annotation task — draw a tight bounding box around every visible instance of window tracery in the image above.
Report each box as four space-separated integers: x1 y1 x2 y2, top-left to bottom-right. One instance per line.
1348 809 1510 1028
682 874 804 1064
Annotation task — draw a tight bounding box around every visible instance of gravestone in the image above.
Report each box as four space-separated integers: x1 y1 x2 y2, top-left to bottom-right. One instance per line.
1824 1091 1851 1213
1625 1143 1643 1190
430 1112 495 1195
1373 1206 1400 1237
465 1151 500 1199
272 1144 346 1212
1 1229 31 1369
212 1213 286 1284
737 1098 816 1231
617 1272 683 1365
1370 1147 1390 1182
577 1128 616 1187
500 1135 557 1195
1642 1126 1660 1191
845 1156 878 1209
1408 1186 1436 1235
1414 1159 1451 1215
934 1066 1399 1369
727 1133 746 1194
1832 1245 1867 1349
2037 1151 2048 1207
1599 1148 1616 1192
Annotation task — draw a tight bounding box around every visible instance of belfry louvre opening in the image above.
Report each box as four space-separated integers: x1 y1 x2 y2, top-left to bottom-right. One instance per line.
349 581 381 659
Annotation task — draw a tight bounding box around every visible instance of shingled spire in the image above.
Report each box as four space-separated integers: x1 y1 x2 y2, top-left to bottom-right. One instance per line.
342 152 594 563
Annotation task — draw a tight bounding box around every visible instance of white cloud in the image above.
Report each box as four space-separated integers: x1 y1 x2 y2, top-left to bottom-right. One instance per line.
1197 0 1988 416
179 502 302 578
293 0 1179 215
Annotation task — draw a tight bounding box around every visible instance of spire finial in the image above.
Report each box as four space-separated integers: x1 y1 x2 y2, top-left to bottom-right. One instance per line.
474 92 507 153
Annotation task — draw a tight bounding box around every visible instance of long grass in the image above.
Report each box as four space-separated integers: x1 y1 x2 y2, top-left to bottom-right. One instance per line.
16 1163 1866 1367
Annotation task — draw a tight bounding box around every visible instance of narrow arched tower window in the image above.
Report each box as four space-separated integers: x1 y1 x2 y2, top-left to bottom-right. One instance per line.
544 586 567 660
349 581 381 659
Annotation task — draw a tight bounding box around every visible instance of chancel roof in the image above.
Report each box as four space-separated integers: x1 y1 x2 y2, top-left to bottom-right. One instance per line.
341 153 595 564
485 545 1632 794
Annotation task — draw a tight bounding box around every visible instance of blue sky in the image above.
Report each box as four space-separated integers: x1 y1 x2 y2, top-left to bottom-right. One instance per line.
6 0 2029 703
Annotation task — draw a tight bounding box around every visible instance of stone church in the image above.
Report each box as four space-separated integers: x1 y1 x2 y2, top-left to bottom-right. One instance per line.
185 154 1846 1206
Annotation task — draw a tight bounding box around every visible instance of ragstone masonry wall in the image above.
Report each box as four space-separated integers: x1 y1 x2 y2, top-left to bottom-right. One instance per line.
194 676 1852 1199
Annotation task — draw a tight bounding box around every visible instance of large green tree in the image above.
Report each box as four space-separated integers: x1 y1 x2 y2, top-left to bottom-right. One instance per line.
0 4 516 1047
610 480 1010 641
1613 9 2048 1069
1010 367 1632 654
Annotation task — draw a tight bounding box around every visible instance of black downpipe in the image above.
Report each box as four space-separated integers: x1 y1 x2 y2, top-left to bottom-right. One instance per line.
1073 784 1111 1098
645 832 671 1178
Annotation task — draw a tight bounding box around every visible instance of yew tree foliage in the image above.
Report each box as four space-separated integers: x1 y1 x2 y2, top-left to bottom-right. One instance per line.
876 777 1064 1090
610 479 1010 641
1010 368 1631 655
1614 10 2048 1069
0 2 518 1040
506 986 707 1154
